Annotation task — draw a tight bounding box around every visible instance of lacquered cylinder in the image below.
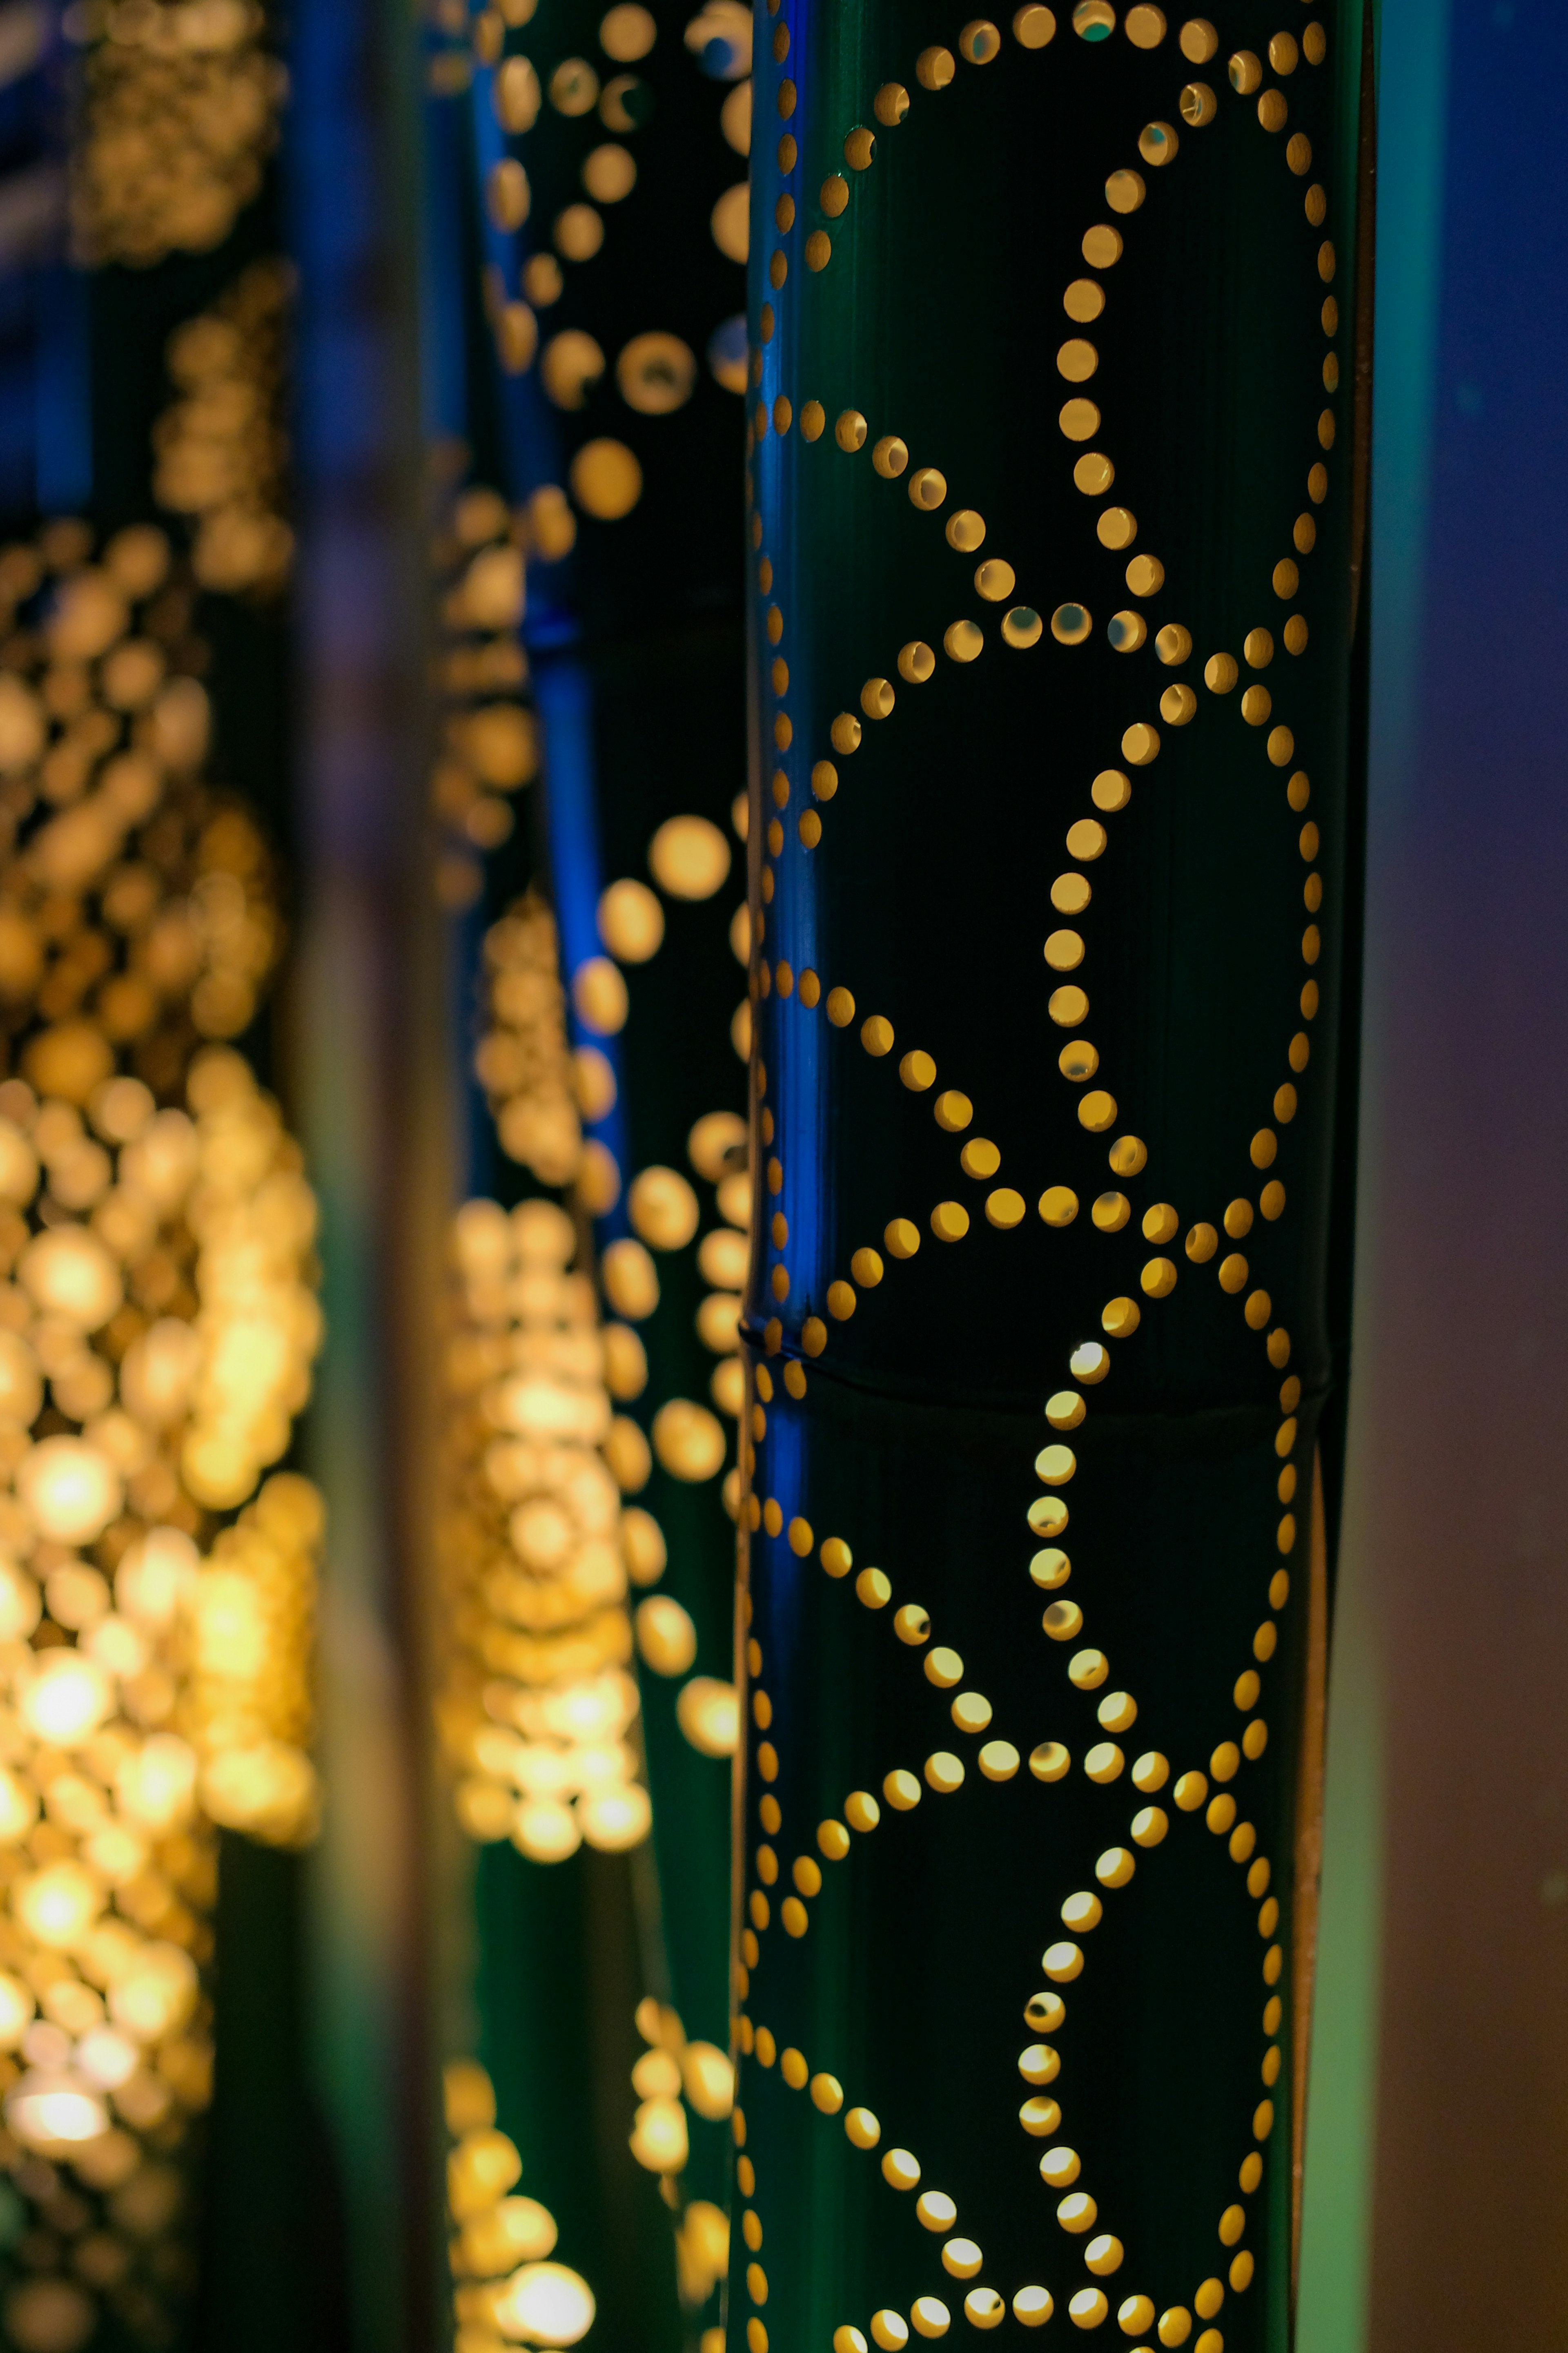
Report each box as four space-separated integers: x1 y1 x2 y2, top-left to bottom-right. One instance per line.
734 5 1368 2349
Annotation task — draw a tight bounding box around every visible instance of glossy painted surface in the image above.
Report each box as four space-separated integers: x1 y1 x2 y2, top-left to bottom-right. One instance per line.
737 4 1368 2344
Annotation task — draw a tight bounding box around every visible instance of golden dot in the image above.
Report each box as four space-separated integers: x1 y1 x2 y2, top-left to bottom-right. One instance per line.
1030 1742 1071 1782
845 1789 880 1832
1098 1692 1137 1735
1058 399 1101 441
1121 722 1160 765
1207 1793 1236 1836
1043 1600 1083 1643
1013 4 1057 46
857 1568 891 1609
1051 603 1093 645
900 640 936 682
861 675 895 720
986 1188 1025 1228
812 1537 852 1584
1138 118 1178 166
976 558 1016 603
1013 2289 1054 2329
871 2317 908 2353
1180 78 1217 124
959 17 1002 62
980 1740 1020 1781
861 1014 895 1055
569 437 643 519
1081 221 1123 266
1101 1295 1140 1337
1131 1805 1168 1847
874 79 910 121
944 620 983 662
1096 1846 1134 1889
1078 1090 1118 1134
872 435 909 479
1251 1129 1277 1168
1068 1649 1107 1692
1058 337 1099 386
884 1218 920 1259
835 410 867 451
1064 278 1105 325
1174 1770 1207 1811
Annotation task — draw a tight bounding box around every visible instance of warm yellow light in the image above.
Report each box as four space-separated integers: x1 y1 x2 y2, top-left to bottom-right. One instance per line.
512 1799 581 1863
74 2027 138 2089
0 1767 37 1842
491 2263 596 2347
17 1225 122 1329
191 1568 267 1676
19 1653 112 1747
681 2041 735 2120
107 1940 197 2041
675 1676 738 1757
0 1971 33 2050
16 1436 122 1543
577 1782 651 1852
0 1558 39 1642
114 1732 197 1830
6 2070 109 2148
628 2094 688 2175
0 1331 41 1427
460 2196 559 2274
114 1526 199 1627
635 1595 697 1677
199 1741 318 1845
13 1863 103 1949
448 2126 523 2220
118 1316 200 1426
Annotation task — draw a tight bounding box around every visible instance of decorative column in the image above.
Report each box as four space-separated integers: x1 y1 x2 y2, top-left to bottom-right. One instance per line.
736 6 1368 2351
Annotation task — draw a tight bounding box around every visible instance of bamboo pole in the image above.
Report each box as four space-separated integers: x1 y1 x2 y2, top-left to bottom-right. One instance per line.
734 9 1370 2349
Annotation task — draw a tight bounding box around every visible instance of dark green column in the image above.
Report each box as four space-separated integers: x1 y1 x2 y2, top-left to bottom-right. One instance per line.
735 7 1368 2351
